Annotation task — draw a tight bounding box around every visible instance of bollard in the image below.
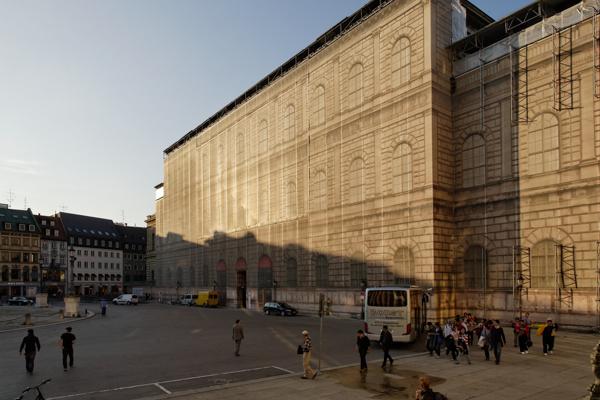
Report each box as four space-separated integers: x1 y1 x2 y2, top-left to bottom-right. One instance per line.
589 340 600 400
22 313 32 326
59 309 64 319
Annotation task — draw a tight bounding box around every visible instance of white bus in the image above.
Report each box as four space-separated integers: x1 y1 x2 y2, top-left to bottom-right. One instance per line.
363 286 424 343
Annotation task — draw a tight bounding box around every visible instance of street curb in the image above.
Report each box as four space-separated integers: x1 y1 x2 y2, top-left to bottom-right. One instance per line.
0 310 96 334
134 352 431 400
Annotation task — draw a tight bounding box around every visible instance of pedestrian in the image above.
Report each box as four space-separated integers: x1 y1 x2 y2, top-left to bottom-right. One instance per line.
424 322 435 356
60 326 76 371
479 320 491 361
490 320 506 364
356 329 370 372
379 325 394 368
539 318 559 356
100 299 107 316
518 321 529 354
432 322 444 358
511 317 520 347
232 319 244 356
19 329 41 373
415 376 448 400
443 320 453 357
300 330 316 379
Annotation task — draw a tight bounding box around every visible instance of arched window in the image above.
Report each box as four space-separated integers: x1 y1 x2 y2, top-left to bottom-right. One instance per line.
258 255 273 289
463 135 485 188
348 158 364 203
392 143 412 192
391 37 411 87
532 240 557 288
529 113 559 174
258 120 268 154
313 85 325 126
286 257 297 287
393 247 415 285
350 253 367 288
311 170 327 210
348 63 363 108
283 105 295 142
236 133 245 164
464 245 486 289
315 255 328 287
286 182 297 218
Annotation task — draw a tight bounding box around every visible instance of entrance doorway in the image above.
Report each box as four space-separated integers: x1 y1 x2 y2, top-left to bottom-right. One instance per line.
237 270 247 308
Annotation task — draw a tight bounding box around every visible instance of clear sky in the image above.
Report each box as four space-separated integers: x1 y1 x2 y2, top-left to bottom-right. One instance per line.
0 0 531 226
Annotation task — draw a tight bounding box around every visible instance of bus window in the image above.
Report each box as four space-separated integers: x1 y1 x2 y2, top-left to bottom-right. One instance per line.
367 290 407 307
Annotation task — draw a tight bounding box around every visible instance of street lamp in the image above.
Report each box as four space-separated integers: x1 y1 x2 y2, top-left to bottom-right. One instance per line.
68 245 76 296
272 280 278 302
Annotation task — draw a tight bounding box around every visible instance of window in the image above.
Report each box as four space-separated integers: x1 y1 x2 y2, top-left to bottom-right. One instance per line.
532 240 557 288
258 120 268 154
54 230 59 237
77 261 81 268
463 135 485 188
50 220 55 227
41 220 47 226
283 105 295 142
392 143 412 192
286 257 297 287
315 255 328 287
91 250 95 257
77 249 81 256
70 237 74 245
391 37 411 87
116 253 120 259
19 224 25 231
348 158 364 203
86 238 90 246
83 250 88 256
45 229 50 236
393 247 415 285
91 262 95 268
529 113 559 174
125 244 129 250
84 261 88 268
311 171 327 211
350 254 367 288
286 182 297 218
367 290 407 307
257 255 273 289
4 223 11 230
312 85 325 126
77 237 83 245
464 245 486 289
28 225 35 232
348 63 363 108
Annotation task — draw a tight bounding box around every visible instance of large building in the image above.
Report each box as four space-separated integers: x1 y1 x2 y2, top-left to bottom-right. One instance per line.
35 214 68 297
60 212 124 296
0 206 41 298
145 214 157 285
116 224 147 292
154 0 600 326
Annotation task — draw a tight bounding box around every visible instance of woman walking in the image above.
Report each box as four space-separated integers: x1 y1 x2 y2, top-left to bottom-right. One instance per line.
301 330 317 379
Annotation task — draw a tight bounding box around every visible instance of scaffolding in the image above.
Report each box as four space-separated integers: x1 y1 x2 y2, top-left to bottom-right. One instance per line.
596 242 600 330
554 244 577 311
553 26 574 111
512 246 531 318
594 13 600 98
510 46 529 123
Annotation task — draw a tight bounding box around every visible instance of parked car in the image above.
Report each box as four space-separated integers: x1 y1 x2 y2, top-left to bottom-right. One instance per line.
263 301 298 316
8 296 34 306
179 294 198 306
112 294 139 305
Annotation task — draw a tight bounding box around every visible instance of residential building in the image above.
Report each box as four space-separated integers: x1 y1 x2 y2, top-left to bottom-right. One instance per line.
145 214 156 285
153 0 600 326
34 214 67 297
59 212 123 296
116 224 147 292
0 205 41 298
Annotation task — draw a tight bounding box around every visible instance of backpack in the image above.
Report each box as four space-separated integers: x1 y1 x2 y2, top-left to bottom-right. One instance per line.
433 393 448 400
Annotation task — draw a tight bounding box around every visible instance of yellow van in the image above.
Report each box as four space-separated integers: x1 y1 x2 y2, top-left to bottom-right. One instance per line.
195 291 219 307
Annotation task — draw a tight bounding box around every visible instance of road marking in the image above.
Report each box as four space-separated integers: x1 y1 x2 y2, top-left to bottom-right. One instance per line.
271 365 295 374
268 326 297 352
154 383 171 394
191 328 202 334
125 328 139 338
46 365 290 400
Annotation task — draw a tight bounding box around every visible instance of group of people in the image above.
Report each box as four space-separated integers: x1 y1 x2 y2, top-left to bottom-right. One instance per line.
19 327 76 373
423 312 559 366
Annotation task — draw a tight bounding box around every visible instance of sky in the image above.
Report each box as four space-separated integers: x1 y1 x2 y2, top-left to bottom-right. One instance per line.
0 0 532 226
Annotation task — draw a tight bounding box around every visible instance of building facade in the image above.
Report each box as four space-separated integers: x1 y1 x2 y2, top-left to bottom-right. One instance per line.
145 214 156 285
0 206 42 298
35 214 68 297
117 224 147 292
154 0 600 326
60 212 124 296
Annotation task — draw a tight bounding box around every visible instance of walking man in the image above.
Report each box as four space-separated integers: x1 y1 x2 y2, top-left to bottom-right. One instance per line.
490 320 506 364
60 327 76 371
540 318 558 356
356 329 370 372
379 325 394 368
232 319 244 356
19 329 41 373
301 330 316 379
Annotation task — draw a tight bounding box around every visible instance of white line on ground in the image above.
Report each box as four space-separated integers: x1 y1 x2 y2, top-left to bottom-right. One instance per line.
271 365 295 374
46 365 290 400
191 328 202 334
154 383 172 394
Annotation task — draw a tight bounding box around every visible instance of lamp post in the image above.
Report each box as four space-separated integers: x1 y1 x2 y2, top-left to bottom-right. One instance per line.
272 280 278 302
517 274 524 319
68 245 76 296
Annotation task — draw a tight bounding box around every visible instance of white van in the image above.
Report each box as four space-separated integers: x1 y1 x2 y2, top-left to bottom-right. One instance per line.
179 294 197 306
112 294 139 305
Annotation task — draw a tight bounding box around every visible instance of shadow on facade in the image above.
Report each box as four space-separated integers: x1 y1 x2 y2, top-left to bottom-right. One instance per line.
151 230 410 315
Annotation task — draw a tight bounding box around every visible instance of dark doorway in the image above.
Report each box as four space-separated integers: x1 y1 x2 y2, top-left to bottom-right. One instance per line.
237 270 246 308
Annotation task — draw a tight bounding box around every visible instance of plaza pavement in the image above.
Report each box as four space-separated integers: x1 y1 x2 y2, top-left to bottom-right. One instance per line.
137 331 598 400
0 304 94 332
